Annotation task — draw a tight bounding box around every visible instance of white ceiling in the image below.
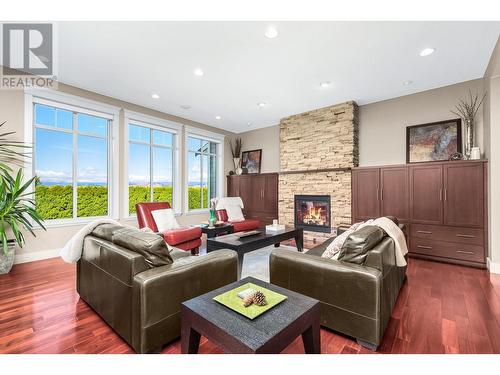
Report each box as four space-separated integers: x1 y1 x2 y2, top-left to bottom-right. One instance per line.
57 21 500 133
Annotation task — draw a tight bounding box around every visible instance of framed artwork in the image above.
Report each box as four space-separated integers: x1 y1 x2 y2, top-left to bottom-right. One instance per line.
241 149 262 174
406 119 462 163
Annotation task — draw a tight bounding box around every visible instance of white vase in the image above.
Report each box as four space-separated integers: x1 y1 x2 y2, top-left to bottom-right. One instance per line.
233 158 242 175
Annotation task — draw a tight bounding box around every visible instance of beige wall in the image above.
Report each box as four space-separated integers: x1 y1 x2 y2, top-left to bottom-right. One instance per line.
0 79 236 264
358 79 485 166
483 37 500 273
236 125 280 173
239 79 486 171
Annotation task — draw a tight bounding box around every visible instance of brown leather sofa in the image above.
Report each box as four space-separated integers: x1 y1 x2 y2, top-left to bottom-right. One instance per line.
269 219 407 350
77 224 238 353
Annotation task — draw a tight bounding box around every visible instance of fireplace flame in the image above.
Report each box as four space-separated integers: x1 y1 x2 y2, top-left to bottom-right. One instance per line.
303 206 325 225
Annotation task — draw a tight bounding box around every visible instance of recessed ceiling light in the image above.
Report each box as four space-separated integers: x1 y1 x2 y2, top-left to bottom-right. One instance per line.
403 80 413 86
151 93 160 99
265 26 278 39
180 105 191 110
247 122 252 126
319 81 331 88
257 102 267 108
419 48 435 57
215 115 222 120
194 68 204 76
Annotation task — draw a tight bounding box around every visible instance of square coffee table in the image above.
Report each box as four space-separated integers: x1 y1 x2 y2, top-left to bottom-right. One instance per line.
206 227 303 278
181 277 320 354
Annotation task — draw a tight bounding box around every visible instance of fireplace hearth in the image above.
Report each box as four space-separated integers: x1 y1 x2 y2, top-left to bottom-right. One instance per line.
294 195 331 233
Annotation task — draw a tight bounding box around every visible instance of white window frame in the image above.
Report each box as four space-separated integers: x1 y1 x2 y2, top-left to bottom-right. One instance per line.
123 110 182 217
184 126 225 214
24 88 120 227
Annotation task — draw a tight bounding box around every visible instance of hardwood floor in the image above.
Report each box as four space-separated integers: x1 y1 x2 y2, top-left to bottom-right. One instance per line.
1 256 500 354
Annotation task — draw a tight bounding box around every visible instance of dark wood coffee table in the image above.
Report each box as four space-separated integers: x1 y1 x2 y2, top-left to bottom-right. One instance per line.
193 223 234 238
181 277 320 354
206 227 303 278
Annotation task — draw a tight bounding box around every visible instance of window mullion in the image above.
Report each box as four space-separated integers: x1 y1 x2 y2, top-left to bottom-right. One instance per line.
72 112 78 219
150 130 154 202
200 150 204 209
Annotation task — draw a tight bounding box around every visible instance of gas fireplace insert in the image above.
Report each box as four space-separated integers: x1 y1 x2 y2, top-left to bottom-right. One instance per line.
294 195 331 233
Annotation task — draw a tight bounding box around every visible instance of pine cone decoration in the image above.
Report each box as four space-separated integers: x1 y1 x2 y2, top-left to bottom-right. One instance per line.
242 294 255 307
252 291 267 306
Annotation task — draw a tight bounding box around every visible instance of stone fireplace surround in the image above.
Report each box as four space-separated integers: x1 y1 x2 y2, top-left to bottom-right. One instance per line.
278 101 359 243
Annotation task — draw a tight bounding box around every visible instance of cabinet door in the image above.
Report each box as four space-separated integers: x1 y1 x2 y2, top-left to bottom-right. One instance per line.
251 175 267 212
352 169 380 220
409 165 443 225
264 174 278 214
227 176 240 197
444 163 484 227
238 176 252 210
380 167 409 220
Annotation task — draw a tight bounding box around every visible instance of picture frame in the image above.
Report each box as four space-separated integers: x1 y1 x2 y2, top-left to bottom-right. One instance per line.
406 119 462 163
241 149 262 174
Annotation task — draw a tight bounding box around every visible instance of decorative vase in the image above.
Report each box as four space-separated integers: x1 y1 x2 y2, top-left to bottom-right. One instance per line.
208 209 217 227
0 241 16 275
464 119 474 160
234 157 242 175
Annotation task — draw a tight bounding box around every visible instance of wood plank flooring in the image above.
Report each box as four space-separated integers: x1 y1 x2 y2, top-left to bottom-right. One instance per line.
1 256 500 354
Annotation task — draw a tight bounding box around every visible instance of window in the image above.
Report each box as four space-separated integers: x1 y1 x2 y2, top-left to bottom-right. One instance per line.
33 102 112 221
126 112 180 215
186 128 224 211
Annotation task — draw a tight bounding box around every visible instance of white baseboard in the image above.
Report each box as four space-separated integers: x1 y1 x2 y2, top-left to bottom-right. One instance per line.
14 248 60 265
487 257 500 274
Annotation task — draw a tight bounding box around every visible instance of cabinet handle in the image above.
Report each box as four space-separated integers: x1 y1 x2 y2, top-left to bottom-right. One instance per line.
457 234 476 238
457 250 475 255
377 188 380 201
381 189 383 201
439 189 442 201
417 230 432 234
444 188 447 201
417 245 433 249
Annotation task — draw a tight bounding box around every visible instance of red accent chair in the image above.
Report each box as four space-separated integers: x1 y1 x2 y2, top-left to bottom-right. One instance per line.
135 202 202 253
215 209 261 232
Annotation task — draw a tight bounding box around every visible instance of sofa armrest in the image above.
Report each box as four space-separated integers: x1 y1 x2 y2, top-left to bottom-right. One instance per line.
132 249 238 328
270 249 382 319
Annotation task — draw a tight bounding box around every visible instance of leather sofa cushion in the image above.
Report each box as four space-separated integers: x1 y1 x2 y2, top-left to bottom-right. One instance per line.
163 226 202 246
338 226 385 265
112 227 173 267
92 223 124 242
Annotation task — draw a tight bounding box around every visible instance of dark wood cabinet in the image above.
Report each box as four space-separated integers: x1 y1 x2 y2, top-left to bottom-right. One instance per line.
444 162 484 228
352 169 380 220
380 167 409 220
352 166 408 222
409 164 443 225
226 173 278 226
352 160 488 268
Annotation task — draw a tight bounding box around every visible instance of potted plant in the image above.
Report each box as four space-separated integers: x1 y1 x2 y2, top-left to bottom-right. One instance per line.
451 90 486 159
0 122 45 274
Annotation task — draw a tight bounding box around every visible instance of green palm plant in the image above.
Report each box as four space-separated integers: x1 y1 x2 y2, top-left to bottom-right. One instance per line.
0 121 45 256
0 121 31 175
0 169 45 254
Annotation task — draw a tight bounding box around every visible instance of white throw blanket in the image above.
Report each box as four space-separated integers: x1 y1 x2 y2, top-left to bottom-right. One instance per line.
371 217 408 266
215 197 244 210
322 217 408 266
60 218 122 263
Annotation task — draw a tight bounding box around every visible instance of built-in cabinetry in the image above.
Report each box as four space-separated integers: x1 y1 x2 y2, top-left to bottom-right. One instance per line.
226 173 278 226
352 160 488 268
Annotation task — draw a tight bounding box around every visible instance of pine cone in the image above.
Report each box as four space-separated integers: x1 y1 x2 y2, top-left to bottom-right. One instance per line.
242 294 254 307
252 291 267 306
